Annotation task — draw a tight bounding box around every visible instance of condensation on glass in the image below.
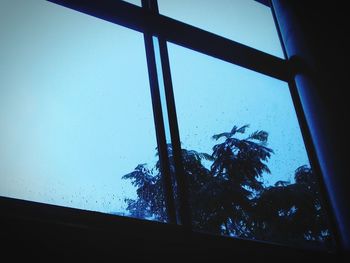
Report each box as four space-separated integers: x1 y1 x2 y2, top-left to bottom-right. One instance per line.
166 43 333 249
0 0 164 221
157 0 284 58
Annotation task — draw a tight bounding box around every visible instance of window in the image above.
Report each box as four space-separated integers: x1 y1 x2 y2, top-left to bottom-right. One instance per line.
0 0 336 252
167 43 327 247
0 0 164 219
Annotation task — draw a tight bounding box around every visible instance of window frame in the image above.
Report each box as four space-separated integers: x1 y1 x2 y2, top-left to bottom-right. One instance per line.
0 0 341 254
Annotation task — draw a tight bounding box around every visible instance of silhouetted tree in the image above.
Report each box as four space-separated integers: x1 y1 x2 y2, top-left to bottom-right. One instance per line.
252 165 331 247
122 124 331 247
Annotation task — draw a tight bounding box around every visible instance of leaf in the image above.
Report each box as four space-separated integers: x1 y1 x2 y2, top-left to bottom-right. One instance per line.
236 124 250 134
274 180 290 187
212 132 232 141
198 152 215 161
230 125 238 134
247 130 269 143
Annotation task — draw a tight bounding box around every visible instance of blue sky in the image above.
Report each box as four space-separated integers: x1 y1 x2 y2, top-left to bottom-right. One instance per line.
0 0 309 216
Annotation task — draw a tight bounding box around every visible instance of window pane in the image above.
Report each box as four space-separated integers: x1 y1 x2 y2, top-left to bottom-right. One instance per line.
122 0 141 7
0 0 164 221
158 0 284 58
167 43 333 249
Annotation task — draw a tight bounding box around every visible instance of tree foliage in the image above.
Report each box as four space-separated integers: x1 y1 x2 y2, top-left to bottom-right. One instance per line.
122 125 331 247
252 165 331 246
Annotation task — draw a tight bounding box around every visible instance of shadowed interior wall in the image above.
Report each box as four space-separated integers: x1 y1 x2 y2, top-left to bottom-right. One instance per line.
272 0 349 251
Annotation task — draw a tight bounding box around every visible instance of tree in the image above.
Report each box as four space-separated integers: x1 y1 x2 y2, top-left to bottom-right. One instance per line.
123 163 166 221
253 165 332 247
122 124 331 247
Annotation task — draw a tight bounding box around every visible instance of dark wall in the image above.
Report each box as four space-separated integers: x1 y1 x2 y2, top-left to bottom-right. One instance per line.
272 0 349 251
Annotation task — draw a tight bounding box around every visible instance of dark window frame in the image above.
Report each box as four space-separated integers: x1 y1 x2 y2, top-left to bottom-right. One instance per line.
0 0 341 256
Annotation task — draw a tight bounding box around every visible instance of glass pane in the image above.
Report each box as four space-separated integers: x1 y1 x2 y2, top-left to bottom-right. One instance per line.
122 0 141 7
158 0 284 58
166 43 333 248
0 0 165 221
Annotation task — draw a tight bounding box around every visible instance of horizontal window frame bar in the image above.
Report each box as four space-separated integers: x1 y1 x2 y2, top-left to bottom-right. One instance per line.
0 196 336 257
255 0 271 8
47 0 290 81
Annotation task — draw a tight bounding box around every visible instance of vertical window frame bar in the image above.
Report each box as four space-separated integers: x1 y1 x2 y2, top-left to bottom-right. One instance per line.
141 3 177 223
157 38 192 228
143 0 192 228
